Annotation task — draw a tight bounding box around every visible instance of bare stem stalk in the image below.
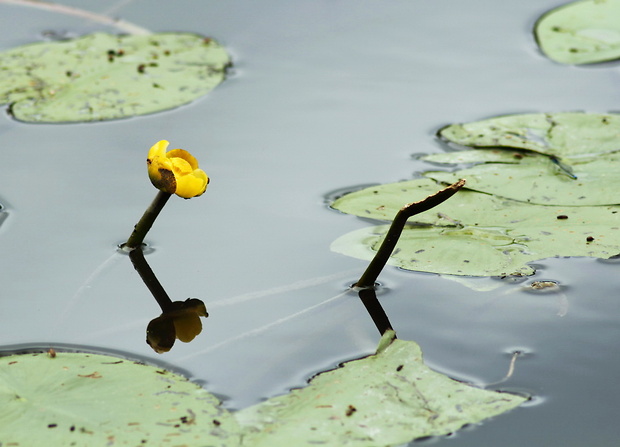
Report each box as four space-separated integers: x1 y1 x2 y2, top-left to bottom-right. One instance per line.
355 179 466 289
123 190 171 251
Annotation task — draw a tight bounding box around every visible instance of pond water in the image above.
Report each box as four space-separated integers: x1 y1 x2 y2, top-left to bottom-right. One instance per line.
1 0 620 445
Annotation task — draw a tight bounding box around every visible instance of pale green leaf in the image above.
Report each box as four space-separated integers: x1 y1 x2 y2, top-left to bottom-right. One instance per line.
0 351 241 446
420 148 535 165
535 0 620 64
0 32 230 123
424 150 620 206
332 224 535 277
236 331 526 447
438 112 620 158
1 341 526 446
331 179 620 276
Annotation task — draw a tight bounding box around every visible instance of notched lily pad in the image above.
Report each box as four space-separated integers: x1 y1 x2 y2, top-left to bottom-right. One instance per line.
0 32 231 122
237 331 527 446
438 112 620 158
535 0 620 64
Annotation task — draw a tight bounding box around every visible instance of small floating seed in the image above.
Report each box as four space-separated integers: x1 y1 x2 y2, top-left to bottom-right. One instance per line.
586 236 594 242
556 215 568 220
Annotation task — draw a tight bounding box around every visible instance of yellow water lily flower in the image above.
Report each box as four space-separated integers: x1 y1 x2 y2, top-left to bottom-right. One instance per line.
147 140 209 198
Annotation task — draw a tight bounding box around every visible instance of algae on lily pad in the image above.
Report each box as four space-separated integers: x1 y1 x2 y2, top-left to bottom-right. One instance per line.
438 112 620 158
0 32 231 122
535 0 620 64
0 350 240 445
331 178 620 276
237 331 526 446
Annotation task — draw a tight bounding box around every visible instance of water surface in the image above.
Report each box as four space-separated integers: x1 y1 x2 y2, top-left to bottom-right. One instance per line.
1 1 619 445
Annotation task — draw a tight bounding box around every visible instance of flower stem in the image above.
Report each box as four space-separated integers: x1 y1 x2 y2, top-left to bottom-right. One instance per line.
124 190 172 251
354 179 466 289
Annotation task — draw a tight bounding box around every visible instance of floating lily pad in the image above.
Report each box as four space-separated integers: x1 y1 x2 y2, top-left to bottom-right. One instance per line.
332 224 535 277
438 112 620 158
1 339 526 446
237 331 526 446
0 350 240 445
331 179 620 276
424 150 620 206
0 32 230 122
535 0 620 64
420 148 535 165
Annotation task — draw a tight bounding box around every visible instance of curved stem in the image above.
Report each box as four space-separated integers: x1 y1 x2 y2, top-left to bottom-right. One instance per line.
124 191 171 251
355 179 466 288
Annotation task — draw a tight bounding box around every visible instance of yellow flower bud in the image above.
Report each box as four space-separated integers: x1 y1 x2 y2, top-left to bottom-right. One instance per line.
147 140 209 198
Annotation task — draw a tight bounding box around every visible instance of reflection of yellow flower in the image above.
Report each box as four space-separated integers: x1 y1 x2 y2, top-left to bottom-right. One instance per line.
146 298 208 354
147 140 209 199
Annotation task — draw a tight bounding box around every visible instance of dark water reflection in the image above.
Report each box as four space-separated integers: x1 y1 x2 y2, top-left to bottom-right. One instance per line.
1 1 620 445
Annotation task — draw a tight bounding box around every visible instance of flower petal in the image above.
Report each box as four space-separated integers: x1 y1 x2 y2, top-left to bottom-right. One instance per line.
166 149 199 171
169 156 193 175
174 169 209 199
147 160 177 194
147 140 169 160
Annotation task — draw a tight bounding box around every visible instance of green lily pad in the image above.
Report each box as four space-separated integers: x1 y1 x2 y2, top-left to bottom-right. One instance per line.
535 0 620 64
1 339 526 446
438 112 620 158
424 150 620 206
237 331 526 446
332 224 535 277
420 148 535 165
331 179 620 276
0 350 241 445
0 32 230 123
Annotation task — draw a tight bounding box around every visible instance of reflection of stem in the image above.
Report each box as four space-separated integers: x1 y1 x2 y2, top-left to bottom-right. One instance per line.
357 287 393 335
129 247 173 312
355 179 466 288
124 191 171 251
0 0 151 35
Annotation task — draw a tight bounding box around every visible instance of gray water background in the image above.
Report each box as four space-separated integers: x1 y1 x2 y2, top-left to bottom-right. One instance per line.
1 1 620 445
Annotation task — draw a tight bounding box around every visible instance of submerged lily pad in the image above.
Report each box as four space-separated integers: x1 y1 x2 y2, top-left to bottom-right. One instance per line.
237 331 526 446
331 179 620 276
0 350 240 445
535 0 620 64
438 112 620 158
1 338 525 446
0 32 231 122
